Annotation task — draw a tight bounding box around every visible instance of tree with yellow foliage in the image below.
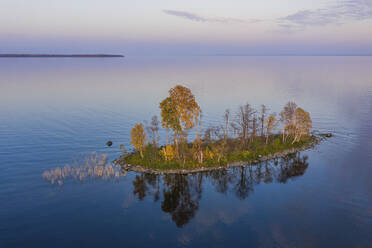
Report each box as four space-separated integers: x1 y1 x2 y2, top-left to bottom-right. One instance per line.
159 96 179 146
123 86 316 170
160 145 175 161
210 142 224 163
279 101 297 142
266 114 278 144
160 85 201 152
292 107 312 144
130 123 147 158
205 146 214 160
192 138 203 163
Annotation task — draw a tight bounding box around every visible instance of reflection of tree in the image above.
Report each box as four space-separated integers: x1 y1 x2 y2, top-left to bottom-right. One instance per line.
162 174 202 227
131 152 309 227
277 153 309 183
208 169 233 194
232 166 254 200
133 175 149 200
263 161 274 184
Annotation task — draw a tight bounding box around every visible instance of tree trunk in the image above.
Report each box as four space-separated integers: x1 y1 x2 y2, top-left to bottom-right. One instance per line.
166 128 169 146
292 132 299 144
225 121 229 140
174 132 179 159
266 126 271 144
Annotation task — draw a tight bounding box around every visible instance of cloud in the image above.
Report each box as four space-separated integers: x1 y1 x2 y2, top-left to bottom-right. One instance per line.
277 0 372 30
163 1 372 32
163 9 258 24
163 10 207 22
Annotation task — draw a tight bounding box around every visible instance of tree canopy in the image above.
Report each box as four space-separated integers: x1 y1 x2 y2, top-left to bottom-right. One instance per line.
130 123 147 158
160 85 201 134
160 85 201 147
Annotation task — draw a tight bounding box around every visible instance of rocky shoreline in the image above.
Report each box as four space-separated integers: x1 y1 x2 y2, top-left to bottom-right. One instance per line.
113 135 326 175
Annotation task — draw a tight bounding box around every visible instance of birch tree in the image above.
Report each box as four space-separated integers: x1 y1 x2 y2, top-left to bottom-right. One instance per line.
160 85 201 156
292 108 312 143
266 114 278 144
279 102 297 142
130 123 147 158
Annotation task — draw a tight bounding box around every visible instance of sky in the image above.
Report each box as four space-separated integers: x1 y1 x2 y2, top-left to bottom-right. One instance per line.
1 0 372 55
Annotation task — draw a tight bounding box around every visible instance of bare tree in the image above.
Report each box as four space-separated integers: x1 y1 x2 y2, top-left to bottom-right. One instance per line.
223 109 230 141
259 104 269 137
251 114 258 142
145 116 160 146
232 103 256 146
203 126 224 142
150 115 160 146
203 127 213 143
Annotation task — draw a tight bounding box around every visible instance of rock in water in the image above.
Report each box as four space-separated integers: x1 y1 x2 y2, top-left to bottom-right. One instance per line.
320 133 333 138
106 141 113 147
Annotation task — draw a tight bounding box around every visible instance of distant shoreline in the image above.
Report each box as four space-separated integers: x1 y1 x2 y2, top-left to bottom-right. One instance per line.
0 54 124 58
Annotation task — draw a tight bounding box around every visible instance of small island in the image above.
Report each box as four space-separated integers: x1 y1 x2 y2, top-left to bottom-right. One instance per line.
0 54 124 58
115 85 324 174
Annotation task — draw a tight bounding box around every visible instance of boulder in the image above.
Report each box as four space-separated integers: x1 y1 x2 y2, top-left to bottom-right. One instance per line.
320 133 333 138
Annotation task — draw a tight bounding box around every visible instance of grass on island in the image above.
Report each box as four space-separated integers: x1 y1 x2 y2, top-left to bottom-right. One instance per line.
123 135 315 171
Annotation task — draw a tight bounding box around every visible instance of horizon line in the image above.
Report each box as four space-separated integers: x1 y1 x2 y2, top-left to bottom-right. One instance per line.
1 53 372 57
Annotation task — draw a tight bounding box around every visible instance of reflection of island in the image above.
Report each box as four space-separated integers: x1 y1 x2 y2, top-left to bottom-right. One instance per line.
132 153 309 227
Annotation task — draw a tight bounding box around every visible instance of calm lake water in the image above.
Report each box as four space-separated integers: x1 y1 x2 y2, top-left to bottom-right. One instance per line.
1 56 372 247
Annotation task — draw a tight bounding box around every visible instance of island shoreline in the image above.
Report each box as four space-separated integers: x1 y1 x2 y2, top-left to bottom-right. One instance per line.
114 135 325 175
